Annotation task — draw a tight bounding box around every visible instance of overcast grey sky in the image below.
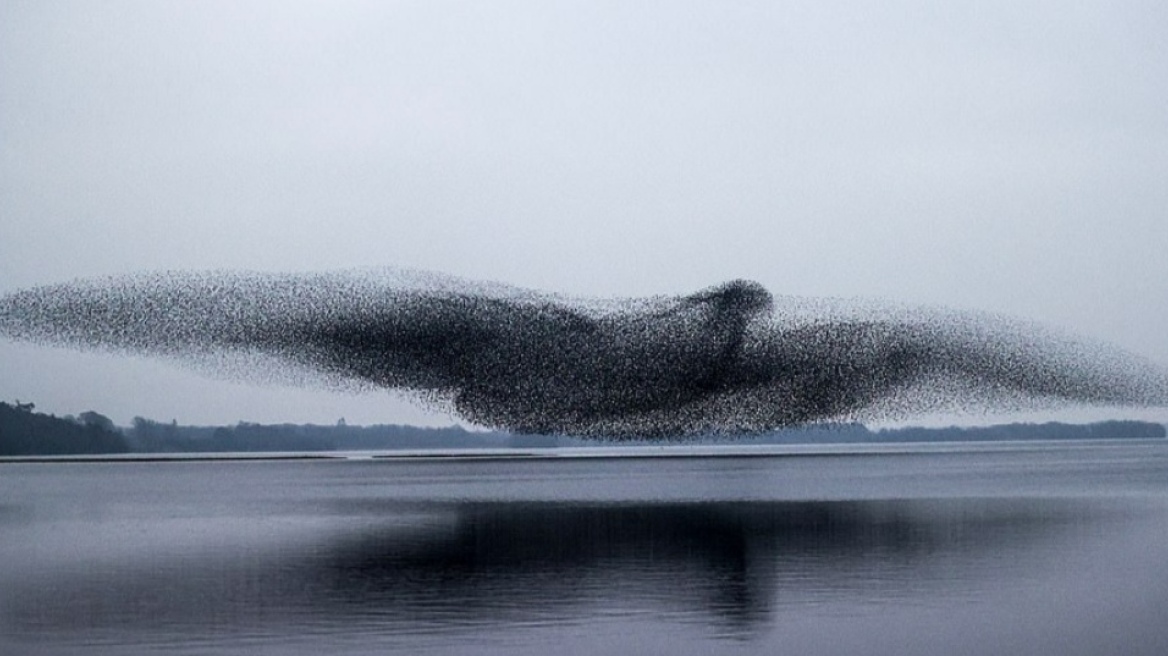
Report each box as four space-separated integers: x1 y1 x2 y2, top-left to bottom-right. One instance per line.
2 0 1166 427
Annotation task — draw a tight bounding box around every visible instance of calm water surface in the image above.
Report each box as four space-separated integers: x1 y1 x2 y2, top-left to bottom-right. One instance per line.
2 441 1168 655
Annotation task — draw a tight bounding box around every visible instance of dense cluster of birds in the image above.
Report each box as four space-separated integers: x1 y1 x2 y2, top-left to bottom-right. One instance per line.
2 269 1166 438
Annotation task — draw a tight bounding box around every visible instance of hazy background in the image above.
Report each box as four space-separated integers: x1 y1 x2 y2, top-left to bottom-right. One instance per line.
2 0 1166 428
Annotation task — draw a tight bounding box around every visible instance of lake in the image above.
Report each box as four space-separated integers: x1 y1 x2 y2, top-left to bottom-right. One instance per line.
3 441 1168 655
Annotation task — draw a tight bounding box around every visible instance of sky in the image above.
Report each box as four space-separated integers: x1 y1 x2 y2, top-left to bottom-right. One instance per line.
1 0 1166 428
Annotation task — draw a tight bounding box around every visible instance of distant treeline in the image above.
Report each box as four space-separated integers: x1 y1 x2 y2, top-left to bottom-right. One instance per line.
124 416 509 453
1 400 1165 456
729 420 1168 444
0 401 130 455
875 421 1166 442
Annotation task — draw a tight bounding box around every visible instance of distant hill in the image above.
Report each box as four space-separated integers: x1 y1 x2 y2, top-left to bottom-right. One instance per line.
0 402 130 455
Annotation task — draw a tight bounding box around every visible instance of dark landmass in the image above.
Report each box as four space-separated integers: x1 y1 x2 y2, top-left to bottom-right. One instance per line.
0 401 130 456
724 420 1168 444
1 400 1164 456
123 415 509 453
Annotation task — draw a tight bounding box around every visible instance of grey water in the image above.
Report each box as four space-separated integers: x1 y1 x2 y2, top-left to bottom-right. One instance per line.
3 441 1168 655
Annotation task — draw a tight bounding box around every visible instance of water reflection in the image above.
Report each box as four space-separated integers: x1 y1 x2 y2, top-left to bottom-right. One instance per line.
4 497 1104 647
319 499 1091 633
